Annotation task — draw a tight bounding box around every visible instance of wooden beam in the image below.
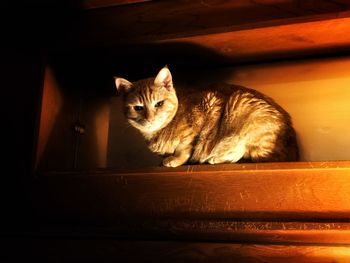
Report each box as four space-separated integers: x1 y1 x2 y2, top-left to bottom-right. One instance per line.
74 0 350 45
34 161 350 223
11 220 350 245
157 16 350 63
69 0 350 63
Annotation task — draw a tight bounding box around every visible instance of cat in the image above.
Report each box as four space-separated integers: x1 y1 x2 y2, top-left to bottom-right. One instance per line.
115 66 299 167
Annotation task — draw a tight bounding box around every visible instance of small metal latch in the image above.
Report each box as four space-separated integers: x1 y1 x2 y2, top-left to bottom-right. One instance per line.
74 122 86 135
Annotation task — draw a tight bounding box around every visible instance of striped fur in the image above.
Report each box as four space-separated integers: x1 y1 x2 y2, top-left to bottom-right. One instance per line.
115 67 299 167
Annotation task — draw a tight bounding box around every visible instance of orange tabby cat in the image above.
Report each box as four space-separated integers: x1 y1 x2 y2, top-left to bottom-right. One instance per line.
115 67 298 167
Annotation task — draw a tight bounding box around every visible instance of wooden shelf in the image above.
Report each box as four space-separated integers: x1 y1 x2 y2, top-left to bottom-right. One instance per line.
76 0 350 43
66 0 350 63
31 162 350 245
22 161 350 260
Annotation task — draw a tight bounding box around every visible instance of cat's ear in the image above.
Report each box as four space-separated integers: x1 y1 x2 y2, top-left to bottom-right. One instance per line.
154 66 173 91
114 77 133 94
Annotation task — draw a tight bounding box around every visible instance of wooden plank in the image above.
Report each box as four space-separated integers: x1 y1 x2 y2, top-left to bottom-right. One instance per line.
110 220 350 245
34 162 350 223
157 16 350 63
73 0 350 46
35 66 65 170
44 161 350 175
5 238 350 262
32 163 350 245
12 220 350 245
34 65 80 171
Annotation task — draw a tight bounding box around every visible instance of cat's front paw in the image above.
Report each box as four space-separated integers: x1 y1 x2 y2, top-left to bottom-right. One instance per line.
163 156 183 167
207 156 228 164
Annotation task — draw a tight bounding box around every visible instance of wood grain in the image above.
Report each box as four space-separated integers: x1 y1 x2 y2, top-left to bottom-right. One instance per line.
158 16 350 63
12 219 350 245
33 162 350 242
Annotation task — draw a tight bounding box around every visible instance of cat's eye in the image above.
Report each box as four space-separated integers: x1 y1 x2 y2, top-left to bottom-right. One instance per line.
133 105 144 111
155 100 164 108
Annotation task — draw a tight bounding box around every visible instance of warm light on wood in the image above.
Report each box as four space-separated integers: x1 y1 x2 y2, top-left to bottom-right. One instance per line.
158 17 350 62
35 66 63 170
93 103 110 167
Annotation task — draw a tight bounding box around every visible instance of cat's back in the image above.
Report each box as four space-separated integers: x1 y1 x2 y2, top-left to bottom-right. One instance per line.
177 83 298 163
206 83 291 122
176 83 284 117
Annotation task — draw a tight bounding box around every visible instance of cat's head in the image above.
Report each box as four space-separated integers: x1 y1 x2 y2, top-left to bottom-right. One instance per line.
115 67 178 135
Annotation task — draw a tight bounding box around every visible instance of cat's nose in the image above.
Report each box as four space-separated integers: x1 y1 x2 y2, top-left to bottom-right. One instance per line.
145 111 154 122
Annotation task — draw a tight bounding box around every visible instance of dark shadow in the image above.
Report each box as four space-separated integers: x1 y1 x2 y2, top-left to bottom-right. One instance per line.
3 1 82 48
